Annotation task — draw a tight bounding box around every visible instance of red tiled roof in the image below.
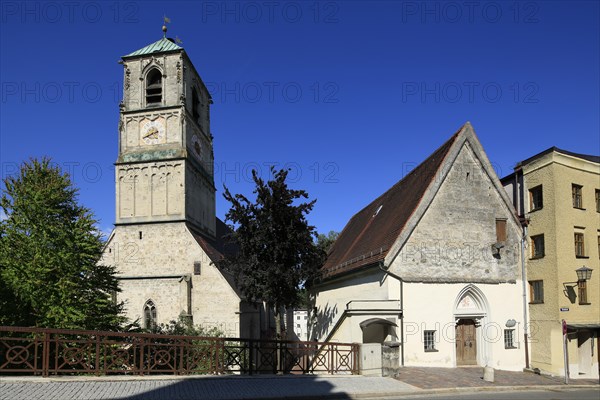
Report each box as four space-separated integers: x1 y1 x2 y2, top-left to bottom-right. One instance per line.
321 127 462 279
189 218 237 262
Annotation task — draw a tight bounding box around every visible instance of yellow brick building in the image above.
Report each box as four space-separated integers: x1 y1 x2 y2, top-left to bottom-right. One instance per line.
502 147 599 379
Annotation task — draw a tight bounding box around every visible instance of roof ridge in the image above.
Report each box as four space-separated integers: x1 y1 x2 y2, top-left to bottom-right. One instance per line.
553 147 600 164
518 146 600 167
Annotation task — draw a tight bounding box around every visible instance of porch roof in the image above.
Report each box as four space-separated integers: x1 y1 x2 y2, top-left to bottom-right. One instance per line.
359 318 398 329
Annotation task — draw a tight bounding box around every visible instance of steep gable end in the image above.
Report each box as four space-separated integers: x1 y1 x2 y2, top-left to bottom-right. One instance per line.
387 141 522 283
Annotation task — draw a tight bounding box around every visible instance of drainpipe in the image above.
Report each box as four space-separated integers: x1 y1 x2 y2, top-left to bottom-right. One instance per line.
521 223 530 369
515 168 530 370
379 262 404 366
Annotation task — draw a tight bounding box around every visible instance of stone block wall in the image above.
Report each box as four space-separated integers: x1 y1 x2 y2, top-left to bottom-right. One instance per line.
102 222 243 335
391 143 521 283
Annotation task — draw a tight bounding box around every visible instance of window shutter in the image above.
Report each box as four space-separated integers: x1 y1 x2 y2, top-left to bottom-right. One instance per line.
496 219 507 243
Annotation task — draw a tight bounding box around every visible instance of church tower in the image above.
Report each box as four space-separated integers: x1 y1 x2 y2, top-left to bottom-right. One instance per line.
116 30 215 236
102 29 258 338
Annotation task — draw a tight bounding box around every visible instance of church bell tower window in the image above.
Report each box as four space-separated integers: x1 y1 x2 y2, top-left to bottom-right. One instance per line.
146 68 163 106
192 88 200 122
143 300 157 330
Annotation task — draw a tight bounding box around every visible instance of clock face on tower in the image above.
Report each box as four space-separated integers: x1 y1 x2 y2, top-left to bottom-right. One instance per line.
191 134 202 159
140 118 166 146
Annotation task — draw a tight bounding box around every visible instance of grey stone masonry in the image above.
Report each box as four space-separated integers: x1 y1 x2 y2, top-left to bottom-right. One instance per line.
100 38 249 335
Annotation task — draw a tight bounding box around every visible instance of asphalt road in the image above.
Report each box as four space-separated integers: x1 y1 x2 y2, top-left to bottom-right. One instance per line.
384 388 600 400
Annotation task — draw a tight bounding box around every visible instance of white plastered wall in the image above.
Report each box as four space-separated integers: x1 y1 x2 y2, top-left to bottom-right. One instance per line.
402 282 526 370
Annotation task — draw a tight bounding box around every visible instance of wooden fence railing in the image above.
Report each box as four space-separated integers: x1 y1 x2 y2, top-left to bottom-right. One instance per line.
0 326 359 376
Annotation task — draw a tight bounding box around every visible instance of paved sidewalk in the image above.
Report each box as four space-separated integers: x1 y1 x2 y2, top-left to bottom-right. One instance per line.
0 375 417 400
1 369 598 400
394 367 600 389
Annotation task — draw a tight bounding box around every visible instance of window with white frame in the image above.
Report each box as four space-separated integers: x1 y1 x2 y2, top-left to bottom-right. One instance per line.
424 330 436 351
504 329 516 349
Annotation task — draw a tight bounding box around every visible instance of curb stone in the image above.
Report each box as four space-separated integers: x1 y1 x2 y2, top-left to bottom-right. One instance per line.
344 384 599 400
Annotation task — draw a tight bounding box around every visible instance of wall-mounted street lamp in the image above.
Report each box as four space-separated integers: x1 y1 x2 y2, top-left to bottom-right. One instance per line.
491 242 505 259
563 266 593 305
575 266 593 282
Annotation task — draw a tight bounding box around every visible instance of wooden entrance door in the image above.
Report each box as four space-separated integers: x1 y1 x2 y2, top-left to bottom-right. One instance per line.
456 319 477 365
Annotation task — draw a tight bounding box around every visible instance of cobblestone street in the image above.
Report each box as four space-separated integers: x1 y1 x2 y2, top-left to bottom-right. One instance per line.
394 367 600 389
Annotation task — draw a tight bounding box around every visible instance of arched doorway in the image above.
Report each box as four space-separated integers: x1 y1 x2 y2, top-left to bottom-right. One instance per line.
453 285 490 367
360 318 398 343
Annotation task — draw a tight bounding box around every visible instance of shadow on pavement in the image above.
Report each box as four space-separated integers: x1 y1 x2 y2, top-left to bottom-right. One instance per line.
115 375 352 400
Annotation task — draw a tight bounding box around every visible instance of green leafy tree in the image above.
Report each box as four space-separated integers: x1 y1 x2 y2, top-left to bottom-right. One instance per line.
294 231 339 311
0 158 125 330
151 316 225 374
316 230 339 255
221 167 323 339
154 315 225 337
283 231 338 312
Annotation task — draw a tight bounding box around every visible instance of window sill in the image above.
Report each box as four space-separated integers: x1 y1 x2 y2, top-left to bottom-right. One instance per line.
576 255 589 259
529 207 543 213
573 207 586 211
529 301 544 305
530 255 545 260
578 302 591 306
424 349 439 353
505 346 517 350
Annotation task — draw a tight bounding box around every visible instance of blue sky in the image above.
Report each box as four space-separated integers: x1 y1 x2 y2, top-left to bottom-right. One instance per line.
1 1 599 236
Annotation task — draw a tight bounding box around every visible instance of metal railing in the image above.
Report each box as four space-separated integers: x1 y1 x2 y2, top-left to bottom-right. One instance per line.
0 326 359 376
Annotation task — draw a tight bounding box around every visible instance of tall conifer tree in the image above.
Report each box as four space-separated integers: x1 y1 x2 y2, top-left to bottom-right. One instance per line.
222 168 323 339
0 158 125 330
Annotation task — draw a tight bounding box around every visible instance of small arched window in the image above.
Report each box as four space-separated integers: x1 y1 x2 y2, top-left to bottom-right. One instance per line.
146 69 162 106
143 300 157 330
192 88 200 122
